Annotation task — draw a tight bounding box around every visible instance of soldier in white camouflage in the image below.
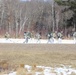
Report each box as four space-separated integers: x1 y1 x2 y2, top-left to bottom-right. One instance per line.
5 32 10 40
73 31 76 44
47 33 51 43
23 31 31 43
36 32 41 43
47 32 54 43
57 32 63 43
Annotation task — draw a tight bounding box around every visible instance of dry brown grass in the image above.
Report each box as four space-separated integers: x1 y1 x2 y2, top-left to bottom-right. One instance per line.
0 44 76 69
0 59 9 71
16 67 27 75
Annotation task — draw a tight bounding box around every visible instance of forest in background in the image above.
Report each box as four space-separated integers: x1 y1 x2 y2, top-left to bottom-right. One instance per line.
0 0 75 38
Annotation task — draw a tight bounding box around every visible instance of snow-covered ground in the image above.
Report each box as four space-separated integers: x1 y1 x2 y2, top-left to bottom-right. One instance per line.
4 64 76 75
0 38 76 44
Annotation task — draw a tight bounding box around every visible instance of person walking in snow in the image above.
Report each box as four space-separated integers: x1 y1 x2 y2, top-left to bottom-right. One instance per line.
35 32 41 43
5 32 10 40
47 32 54 43
23 32 31 43
47 33 51 43
57 32 63 43
73 31 76 44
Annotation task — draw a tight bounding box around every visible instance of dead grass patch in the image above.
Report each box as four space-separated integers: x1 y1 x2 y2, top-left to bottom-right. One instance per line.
0 44 76 68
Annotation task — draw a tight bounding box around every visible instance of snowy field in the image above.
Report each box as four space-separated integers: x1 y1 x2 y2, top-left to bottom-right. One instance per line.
4 65 76 75
0 38 76 44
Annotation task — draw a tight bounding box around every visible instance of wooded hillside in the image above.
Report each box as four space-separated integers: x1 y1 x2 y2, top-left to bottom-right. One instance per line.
0 0 75 38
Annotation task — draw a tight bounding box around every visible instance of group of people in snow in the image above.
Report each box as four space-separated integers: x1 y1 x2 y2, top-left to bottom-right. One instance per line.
23 31 76 44
4 31 76 44
47 32 63 43
23 32 41 43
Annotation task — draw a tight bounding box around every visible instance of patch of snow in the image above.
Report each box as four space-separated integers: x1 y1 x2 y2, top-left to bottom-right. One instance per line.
8 72 16 75
24 65 32 72
35 72 43 75
0 38 76 44
4 65 76 75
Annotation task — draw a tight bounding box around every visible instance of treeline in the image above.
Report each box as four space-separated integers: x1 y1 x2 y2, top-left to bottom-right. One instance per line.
0 0 75 38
